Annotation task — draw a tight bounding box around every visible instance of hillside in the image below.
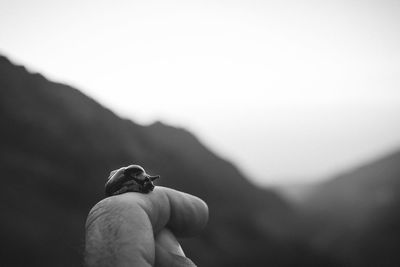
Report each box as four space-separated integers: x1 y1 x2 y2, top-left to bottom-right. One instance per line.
299 150 400 267
0 55 332 266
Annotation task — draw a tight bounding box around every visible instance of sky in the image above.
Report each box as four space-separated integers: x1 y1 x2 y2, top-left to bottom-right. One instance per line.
1 0 400 186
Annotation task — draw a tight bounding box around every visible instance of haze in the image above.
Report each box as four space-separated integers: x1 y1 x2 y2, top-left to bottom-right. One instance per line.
1 0 400 185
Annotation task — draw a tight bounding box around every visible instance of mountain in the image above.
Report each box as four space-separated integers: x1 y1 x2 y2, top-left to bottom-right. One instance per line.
0 55 332 266
298 150 400 267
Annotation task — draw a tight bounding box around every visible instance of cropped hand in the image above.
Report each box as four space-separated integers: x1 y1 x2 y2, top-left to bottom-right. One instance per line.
84 187 208 267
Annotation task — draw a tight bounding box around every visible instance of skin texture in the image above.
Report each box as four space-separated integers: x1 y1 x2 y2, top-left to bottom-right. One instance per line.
85 187 209 267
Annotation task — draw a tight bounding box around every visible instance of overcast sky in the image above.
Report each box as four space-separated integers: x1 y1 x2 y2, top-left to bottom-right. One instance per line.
1 0 400 185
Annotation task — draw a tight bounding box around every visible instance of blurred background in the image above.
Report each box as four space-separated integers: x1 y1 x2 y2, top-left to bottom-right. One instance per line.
1 0 400 266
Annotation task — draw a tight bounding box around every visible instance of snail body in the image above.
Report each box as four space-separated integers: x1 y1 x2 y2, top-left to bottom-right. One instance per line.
105 165 160 196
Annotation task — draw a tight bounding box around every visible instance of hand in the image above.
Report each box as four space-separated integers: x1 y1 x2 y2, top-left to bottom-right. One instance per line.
84 187 209 267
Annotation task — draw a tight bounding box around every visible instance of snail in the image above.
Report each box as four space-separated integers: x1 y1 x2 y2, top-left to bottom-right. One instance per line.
105 165 160 196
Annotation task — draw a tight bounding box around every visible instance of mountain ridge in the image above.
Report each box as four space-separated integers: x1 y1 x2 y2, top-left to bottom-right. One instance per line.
297 149 400 267
3 54 398 266
1 54 325 266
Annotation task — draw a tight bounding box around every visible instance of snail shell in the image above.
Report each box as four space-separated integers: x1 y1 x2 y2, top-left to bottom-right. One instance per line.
105 165 160 196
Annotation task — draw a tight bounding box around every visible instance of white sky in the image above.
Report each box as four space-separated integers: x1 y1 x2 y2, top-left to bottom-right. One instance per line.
1 0 400 185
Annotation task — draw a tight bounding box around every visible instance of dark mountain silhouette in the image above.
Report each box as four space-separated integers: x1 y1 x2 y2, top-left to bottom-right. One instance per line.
0 55 333 266
299 150 400 267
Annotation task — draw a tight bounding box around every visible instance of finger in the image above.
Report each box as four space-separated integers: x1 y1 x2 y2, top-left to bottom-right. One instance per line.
148 186 209 237
102 186 209 237
155 244 197 267
155 229 196 267
85 198 155 267
155 228 185 257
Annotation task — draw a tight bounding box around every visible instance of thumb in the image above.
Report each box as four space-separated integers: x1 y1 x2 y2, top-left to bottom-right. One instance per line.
155 229 197 267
